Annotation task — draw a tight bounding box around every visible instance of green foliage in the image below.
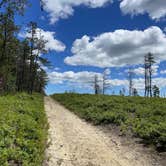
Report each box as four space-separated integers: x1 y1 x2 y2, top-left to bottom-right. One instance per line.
0 1 48 94
52 94 166 151
0 93 48 166
153 85 160 97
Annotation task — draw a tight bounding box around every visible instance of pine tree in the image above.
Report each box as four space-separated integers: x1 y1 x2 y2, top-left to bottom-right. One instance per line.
133 88 138 96
26 22 49 94
153 85 160 97
144 53 155 97
0 0 49 94
16 40 30 91
34 68 48 94
0 6 19 92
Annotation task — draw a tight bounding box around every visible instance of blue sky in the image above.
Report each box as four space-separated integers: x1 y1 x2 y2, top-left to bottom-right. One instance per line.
16 0 166 96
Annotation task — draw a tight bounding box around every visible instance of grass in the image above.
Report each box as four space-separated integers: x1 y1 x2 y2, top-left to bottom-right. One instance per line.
52 93 166 151
0 93 48 166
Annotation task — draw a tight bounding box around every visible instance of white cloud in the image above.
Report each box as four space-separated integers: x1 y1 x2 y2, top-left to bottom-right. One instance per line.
48 70 130 90
111 77 166 91
42 0 112 24
54 67 60 71
38 28 66 52
120 0 166 20
133 78 166 90
19 28 66 52
107 79 128 87
151 64 160 76
48 71 102 85
48 70 166 92
160 70 166 74
132 64 159 76
133 67 144 76
104 68 111 75
65 26 166 68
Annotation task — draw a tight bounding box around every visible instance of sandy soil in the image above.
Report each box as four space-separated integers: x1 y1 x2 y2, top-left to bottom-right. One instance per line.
44 97 164 166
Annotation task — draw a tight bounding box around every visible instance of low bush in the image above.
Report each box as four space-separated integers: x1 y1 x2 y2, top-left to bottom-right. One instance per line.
52 93 166 151
0 93 48 166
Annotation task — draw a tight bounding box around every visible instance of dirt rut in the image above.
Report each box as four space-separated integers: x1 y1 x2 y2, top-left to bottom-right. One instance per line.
44 97 162 166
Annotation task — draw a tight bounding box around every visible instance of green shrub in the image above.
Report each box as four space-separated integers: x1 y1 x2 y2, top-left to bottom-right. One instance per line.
52 93 166 151
0 93 48 166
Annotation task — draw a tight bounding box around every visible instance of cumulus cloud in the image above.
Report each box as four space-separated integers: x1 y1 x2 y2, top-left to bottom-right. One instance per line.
160 70 166 74
132 64 159 76
120 0 166 20
133 78 166 90
48 70 130 90
48 71 102 85
65 26 166 68
42 0 112 24
54 67 60 71
104 68 111 75
19 28 66 52
132 67 144 76
48 70 166 92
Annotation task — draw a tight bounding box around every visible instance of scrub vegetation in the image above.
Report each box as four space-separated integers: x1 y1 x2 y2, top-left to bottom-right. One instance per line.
52 93 166 151
0 93 48 166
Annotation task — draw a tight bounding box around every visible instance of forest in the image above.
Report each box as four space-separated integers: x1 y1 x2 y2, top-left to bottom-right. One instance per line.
0 0 48 95
0 1 48 165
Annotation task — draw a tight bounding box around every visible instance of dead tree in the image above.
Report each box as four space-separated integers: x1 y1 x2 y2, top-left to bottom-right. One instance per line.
144 53 155 97
128 68 134 96
94 75 100 95
102 68 110 95
144 55 149 97
148 53 155 97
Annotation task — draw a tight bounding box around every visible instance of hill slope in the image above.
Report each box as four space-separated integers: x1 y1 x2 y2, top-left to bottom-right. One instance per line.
45 96 164 166
52 94 166 152
0 93 47 166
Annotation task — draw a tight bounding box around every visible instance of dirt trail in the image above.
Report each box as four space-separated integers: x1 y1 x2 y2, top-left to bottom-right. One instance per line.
44 97 162 166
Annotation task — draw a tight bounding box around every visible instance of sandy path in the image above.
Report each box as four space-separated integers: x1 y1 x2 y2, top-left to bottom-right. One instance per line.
44 97 162 166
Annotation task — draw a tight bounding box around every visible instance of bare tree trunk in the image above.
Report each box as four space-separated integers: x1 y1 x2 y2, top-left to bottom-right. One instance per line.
128 68 134 96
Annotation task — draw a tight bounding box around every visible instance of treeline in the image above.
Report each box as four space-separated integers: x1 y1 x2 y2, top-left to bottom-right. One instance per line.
0 0 48 94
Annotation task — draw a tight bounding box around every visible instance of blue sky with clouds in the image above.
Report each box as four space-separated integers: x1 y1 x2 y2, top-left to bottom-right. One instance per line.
16 0 166 96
